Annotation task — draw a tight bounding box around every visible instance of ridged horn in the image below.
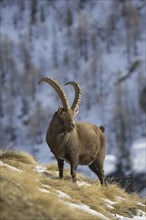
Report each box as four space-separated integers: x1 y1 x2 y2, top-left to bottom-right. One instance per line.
65 81 82 115
38 77 70 110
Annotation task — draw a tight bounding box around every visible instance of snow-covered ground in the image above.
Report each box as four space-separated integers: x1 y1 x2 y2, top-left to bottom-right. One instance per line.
131 138 146 174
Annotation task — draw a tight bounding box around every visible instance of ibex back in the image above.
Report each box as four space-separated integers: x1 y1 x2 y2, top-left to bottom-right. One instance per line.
39 77 107 186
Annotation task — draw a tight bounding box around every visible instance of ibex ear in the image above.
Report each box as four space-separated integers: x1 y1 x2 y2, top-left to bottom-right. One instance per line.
74 110 79 117
99 126 105 133
58 105 62 111
58 107 64 115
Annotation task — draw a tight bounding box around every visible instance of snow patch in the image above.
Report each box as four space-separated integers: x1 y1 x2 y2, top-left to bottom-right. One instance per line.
76 181 91 187
47 170 59 176
139 188 146 198
0 161 22 172
39 188 50 193
113 211 146 220
131 139 146 174
34 165 46 173
105 155 117 175
137 202 146 207
56 190 71 199
103 198 116 206
41 184 51 189
65 201 110 220
116 196 126 202
106 203 115 209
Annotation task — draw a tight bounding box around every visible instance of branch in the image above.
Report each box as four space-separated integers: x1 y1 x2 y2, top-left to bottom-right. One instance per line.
115 60 142 85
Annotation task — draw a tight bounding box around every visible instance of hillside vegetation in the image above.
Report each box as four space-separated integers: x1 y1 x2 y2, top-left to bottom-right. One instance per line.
0 150 145 220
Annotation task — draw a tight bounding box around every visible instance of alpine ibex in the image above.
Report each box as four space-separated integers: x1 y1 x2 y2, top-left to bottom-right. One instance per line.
39 77 107 186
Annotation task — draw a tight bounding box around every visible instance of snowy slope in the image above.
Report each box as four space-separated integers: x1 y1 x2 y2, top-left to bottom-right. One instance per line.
131 138 146 174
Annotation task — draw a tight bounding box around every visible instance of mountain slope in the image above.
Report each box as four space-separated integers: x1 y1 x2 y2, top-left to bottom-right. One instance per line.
0 150 145 220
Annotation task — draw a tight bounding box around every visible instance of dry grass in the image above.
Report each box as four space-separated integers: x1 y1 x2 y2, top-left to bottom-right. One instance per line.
0 150 145 220
1 174 95 220
0 150 37 165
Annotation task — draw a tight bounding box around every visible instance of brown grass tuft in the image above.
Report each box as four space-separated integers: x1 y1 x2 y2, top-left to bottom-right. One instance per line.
0 150 37 165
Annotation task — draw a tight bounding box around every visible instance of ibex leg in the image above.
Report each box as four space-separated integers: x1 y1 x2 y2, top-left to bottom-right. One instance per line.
89 160 107 186
70 163 78 182
57 159 64 179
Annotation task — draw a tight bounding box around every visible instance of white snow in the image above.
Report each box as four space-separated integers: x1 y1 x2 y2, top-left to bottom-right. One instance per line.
0 161 22 172
34 165 59 179
131 139 146 174
46 170 59 177
113 211 146 220
138 202 146 207
106 203 115 210
56 190 71 199
65 201 110 220
34 165 46 173
41 184 51 189
76 180 91 187
104 138 146 176
105 155 117 175
39 188 50 193
39 186 71 199
102 198 117 209
116 196 126 202
103 197 127 210
103 198 116 206
139 188 146 198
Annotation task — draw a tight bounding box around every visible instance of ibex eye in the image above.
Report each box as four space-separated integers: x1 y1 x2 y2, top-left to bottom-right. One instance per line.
71 123 75 129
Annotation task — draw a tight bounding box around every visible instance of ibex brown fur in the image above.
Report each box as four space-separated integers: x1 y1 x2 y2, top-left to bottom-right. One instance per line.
39 77 107 186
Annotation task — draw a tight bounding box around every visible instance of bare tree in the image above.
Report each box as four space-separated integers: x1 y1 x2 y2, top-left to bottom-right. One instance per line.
52 24 59 68
30 0 37 25
76 12 89 61
113 83 133 172
122 1 141 62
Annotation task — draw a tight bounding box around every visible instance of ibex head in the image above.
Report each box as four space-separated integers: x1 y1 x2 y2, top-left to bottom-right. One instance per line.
38 77 82 132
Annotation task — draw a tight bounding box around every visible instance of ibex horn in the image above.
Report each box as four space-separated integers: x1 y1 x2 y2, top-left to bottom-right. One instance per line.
65 81 82 116
38 77 70 110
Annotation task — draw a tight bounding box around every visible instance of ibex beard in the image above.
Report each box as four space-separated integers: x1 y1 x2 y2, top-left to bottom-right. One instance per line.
39 77 107 186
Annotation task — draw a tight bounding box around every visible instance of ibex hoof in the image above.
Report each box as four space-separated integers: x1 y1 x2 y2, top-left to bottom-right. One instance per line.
72 178 77 183
58 177 64 180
